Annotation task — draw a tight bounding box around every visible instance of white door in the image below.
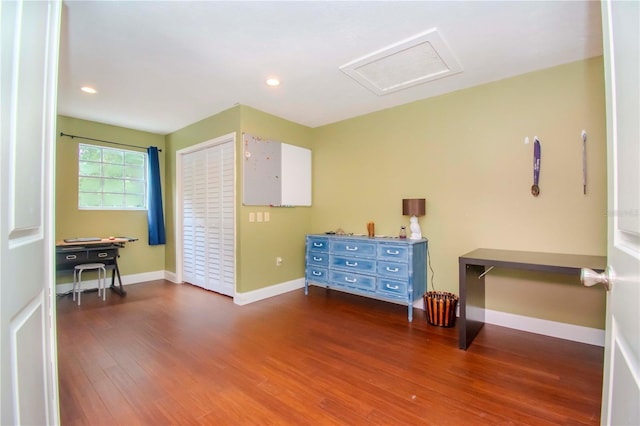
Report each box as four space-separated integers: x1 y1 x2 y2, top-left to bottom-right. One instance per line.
179 134 235 297
1 0 61 424
182 151 207 288
599 0 640 424
205 141 235 296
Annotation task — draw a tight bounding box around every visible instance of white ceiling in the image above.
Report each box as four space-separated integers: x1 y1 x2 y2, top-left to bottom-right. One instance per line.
57 1 603 135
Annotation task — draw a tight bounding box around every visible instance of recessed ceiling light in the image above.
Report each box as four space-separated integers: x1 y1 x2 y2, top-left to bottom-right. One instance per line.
265 78 280 87
81 86 97 94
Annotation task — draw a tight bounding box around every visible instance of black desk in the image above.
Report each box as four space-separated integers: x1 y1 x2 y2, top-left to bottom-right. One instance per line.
458 248 607 350
56 238 136 296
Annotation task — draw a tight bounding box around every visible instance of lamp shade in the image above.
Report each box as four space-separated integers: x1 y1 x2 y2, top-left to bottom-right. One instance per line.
402 198 425 216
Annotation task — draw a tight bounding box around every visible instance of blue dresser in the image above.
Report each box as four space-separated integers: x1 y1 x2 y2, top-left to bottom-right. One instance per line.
305 234 427 322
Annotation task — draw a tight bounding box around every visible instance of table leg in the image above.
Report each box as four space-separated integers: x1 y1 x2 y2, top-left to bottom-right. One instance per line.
109 258 127 296
459 262 485 349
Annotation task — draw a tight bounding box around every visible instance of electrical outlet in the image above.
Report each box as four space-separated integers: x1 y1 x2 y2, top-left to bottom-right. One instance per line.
276 256 283 266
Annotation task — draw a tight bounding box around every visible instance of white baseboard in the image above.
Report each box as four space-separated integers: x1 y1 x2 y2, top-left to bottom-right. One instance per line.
164 270 179 283
234 278 305 306
484 308 605 347
310 283 603 347
56 270 166 295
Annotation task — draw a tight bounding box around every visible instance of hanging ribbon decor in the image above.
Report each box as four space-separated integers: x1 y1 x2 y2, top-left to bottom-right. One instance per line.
582 130 587 195
531 137 541 197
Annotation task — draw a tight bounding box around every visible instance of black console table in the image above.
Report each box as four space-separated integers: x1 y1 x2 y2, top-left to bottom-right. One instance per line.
56 238 136 296
458 248 607 350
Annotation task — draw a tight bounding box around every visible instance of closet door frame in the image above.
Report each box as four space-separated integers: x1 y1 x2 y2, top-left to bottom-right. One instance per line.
175 132 237 295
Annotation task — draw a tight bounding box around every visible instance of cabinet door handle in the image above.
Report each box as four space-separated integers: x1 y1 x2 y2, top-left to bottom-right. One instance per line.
313 256 323 261
313 242 324 248
97 252 108 258
386 249 400 255
345 246 358 251
344 277 357 283
386 284 399 290
345 261 358 267
65 254 77 260
386 266 399 272
312 271 322 276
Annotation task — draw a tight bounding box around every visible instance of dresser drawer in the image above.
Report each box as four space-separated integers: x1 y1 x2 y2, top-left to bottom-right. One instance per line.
307 237 329 252
88 248 118 262
377 261 408 279
306 266 328 283
330 240 376 258
377 278 408 298
307 251 329 267
377 244 409 262
330 255 376 274
330 270 376 292
56 251 88 268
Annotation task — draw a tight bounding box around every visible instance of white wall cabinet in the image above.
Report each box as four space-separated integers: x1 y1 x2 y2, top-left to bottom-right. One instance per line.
242 133 311 206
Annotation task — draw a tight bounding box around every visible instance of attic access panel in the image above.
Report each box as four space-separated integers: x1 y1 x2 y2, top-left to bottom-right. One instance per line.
340 28 463 95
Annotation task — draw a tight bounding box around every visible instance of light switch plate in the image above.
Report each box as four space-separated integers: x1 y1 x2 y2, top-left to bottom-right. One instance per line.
249 212 255 222
257 212 263 222
264 211 270 222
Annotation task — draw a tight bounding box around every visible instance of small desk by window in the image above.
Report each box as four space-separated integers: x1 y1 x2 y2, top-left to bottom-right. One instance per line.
56 237 137 296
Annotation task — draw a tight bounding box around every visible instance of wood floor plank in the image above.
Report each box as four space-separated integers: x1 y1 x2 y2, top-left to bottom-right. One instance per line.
57 281 603 425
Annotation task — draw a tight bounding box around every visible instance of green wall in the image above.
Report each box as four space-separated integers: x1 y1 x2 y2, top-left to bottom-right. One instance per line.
56 57 607 329
312 57 607 328
164 105 313 293
55 115 166 283
237 106 313 292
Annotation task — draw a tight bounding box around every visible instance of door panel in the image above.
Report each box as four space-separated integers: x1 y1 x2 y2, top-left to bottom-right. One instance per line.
1 0 61 424
180 135 236 297
600 0 640 423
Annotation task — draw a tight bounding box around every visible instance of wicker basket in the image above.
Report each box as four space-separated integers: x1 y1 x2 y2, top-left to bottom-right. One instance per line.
424 291 458 327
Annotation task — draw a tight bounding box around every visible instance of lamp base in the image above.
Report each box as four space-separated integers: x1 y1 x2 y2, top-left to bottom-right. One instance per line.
409 216 422 240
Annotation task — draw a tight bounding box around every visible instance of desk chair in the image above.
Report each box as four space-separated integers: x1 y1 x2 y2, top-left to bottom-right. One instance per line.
73 263 106 306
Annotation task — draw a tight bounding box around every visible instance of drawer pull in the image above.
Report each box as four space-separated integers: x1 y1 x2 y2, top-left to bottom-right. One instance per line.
65 254 77 260
97 252 108 258
344 277 357 283
386 249 400 255
313 256 323 261
345 246 358 251
386 284 399 290
312 271 323 276
313 242 324 247
345 261 358 267
386 266 399 272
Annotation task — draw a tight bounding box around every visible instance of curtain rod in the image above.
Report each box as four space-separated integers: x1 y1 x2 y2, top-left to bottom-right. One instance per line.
60 132 162 152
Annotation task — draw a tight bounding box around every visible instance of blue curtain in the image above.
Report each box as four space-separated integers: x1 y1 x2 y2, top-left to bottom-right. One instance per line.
147 147 166 245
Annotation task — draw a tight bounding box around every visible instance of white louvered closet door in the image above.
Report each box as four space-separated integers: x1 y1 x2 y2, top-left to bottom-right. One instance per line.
182 151 206 288
182 141 235 296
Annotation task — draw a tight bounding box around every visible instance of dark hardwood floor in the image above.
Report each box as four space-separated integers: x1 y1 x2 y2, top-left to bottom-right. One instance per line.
57 281 603 425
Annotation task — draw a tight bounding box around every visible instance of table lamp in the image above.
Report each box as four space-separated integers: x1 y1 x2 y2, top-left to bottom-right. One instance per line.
402 198 426 240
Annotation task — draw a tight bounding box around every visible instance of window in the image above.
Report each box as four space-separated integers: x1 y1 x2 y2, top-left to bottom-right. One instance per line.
78 143 147 210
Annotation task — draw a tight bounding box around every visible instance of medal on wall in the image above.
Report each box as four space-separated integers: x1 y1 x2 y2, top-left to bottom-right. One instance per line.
531 137 541 197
